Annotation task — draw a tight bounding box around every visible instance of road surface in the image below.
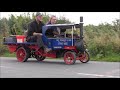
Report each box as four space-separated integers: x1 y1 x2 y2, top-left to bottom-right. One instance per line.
0 57 120 78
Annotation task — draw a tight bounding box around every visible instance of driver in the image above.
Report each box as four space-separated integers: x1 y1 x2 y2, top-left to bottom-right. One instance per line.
26 12 51 52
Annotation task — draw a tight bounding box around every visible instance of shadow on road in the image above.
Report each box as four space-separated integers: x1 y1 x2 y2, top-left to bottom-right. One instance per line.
26 60 87 65
1 57 90 65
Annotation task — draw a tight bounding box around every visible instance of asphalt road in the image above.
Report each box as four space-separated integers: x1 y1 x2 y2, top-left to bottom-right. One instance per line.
0 57 120 78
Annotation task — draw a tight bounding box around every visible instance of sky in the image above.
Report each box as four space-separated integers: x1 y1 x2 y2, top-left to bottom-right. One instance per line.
0 12 120 26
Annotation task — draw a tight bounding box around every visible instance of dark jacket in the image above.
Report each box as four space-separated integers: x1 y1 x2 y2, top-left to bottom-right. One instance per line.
27 20 44 37
46 21 58 37
46 21 51 25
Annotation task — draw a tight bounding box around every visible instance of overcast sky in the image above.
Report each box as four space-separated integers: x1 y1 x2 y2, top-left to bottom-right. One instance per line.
0 12 120 25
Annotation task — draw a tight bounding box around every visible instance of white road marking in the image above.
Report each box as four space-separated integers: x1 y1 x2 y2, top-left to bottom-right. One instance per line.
104 69 120 75
77 73 120 78
0 66 14 68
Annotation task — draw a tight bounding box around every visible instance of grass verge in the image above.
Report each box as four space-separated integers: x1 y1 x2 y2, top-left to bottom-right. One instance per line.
91 53 120 62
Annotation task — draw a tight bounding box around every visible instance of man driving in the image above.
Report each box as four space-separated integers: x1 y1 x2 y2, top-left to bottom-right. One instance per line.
26 12 51 52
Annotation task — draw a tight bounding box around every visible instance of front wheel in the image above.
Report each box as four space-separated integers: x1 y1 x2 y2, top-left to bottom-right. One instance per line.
64 51 76 65
79 51 90 63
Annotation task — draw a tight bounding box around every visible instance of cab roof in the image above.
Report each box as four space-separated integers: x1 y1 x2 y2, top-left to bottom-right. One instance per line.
44 24 80 29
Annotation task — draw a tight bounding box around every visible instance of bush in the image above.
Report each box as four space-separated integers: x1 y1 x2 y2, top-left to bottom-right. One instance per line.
84 23 120 58
0 44 8 56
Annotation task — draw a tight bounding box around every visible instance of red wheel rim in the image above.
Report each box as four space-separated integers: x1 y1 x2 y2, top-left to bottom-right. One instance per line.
36 48 44 56
64 53 74 64
79 53 88 62
16 48 26 62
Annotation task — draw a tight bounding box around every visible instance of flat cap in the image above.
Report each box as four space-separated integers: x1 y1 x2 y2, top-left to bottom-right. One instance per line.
36 12 42 17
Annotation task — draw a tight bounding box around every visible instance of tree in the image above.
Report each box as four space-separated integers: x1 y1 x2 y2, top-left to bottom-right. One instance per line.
56 16 72 24
0 18 9 37
112 19 120 37
112 19 120 32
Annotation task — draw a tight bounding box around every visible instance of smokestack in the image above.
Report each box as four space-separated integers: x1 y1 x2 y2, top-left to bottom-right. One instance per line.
80 16 83 39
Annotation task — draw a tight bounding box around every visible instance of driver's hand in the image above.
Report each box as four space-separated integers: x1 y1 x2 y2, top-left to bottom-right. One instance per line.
36 33 42 36
33 32 42 36
38 33 43 36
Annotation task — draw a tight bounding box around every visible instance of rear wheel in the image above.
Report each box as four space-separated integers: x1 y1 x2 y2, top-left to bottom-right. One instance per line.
16 47 30 62
64 51 76 65
79 51 90 63
36 56 46 61
35 48 46 61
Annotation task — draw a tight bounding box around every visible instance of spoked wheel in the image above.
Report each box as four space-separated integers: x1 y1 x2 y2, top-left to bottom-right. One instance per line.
79 51 90 63
35 48 46 61
16 47 30 62
35 55 46 61
64 51 76 65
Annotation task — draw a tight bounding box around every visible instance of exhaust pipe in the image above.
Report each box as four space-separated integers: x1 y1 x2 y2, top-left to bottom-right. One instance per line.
80 16 83 39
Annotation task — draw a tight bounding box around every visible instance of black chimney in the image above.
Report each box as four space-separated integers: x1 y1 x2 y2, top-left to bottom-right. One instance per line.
80 16 83 39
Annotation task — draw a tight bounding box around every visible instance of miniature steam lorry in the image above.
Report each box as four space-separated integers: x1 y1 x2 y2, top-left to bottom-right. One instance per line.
3 16 90 65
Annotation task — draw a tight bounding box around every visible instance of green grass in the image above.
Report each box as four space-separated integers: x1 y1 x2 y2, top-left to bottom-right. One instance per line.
91 54 120 62
0 51 16 57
